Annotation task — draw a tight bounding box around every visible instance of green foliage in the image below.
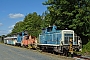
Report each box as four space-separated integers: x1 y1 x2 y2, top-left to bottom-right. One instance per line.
82 41 90 54
43 0 90 44
12 21 25 34
23 12 42 37
10 12 42 37
8 0 90 45
0 35 6 43
41 11 52 28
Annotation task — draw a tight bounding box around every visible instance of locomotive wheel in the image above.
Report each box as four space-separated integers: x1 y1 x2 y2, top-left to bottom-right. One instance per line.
63 48 69 57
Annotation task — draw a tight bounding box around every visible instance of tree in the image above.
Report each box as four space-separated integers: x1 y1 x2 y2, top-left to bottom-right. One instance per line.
0 35 6 43
41 11 51 28
10 12 43 37
11 21 25 34
43 0 90 44
22 12 42 37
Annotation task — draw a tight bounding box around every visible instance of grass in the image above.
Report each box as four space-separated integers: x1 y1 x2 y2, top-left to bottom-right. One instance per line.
81 41 90 55
73 41 90 56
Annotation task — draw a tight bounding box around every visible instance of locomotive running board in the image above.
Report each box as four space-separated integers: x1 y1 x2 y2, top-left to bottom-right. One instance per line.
37 44 60 46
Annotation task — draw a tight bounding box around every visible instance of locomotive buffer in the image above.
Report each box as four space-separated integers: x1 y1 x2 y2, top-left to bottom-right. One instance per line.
69 38 73 57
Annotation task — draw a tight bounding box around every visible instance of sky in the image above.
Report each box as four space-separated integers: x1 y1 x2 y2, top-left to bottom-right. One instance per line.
0 0 47 36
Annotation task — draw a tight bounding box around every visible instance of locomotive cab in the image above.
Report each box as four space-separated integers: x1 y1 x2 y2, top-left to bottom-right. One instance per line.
61 30 82 52
62 30 74 45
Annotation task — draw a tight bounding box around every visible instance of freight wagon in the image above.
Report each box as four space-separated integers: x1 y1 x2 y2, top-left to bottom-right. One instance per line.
38 25 82 56
4 37 17 45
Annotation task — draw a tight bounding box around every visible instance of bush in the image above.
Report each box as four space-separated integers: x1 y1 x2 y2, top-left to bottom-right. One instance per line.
82 41 90 54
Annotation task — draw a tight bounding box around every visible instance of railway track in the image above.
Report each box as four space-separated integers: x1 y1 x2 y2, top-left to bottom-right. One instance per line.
73 55 90 60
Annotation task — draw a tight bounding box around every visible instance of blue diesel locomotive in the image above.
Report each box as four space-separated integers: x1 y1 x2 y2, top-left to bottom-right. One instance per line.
38 25 82 55
16 31 28 46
